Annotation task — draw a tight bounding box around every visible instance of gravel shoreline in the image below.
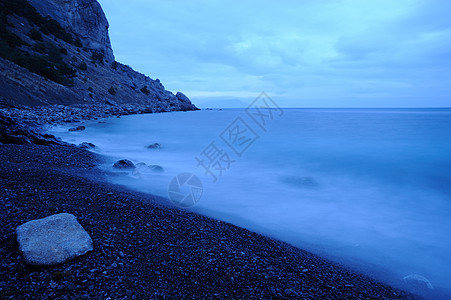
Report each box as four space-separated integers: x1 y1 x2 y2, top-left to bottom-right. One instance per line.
0 142 422 299
0 103 196 126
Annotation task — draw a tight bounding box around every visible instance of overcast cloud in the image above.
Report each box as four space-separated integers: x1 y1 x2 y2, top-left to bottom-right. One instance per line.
99 0 451 107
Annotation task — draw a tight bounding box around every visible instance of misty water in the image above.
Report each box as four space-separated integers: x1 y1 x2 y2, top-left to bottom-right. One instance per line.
50 108 451 297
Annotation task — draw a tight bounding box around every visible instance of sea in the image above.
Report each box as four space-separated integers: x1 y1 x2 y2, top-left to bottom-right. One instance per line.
48 107 451 298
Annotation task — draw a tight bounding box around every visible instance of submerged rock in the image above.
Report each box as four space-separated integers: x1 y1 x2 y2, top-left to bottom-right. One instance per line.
149 165 164 172
68 125 86 132
79 142 96 149
146 143 161 149
113 159 135 169
280 176 319 189
16 213 93 266
133 163 164 174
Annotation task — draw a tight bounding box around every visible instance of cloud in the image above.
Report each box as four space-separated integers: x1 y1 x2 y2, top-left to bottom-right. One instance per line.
99 0 451 107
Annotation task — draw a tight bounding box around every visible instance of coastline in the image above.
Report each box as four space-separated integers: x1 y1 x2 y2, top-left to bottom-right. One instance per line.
0 140 421 298
0 0 446 296
0 102 198 126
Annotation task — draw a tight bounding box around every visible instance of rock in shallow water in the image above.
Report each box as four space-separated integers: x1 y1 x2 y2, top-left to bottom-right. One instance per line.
68 125 86 132
79 142 96 149
113 159 135 169
16 213 93 266
149 165 164 172
146 143 161 149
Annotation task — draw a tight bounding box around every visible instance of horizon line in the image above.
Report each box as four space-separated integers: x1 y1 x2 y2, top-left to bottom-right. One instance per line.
198 106 451 109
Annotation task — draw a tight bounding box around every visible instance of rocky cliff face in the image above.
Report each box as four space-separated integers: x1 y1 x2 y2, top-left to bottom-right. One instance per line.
27 0 114 62
0 0 197 112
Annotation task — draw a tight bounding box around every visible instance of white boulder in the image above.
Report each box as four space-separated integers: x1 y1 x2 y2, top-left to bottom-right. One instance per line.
16 213 93 266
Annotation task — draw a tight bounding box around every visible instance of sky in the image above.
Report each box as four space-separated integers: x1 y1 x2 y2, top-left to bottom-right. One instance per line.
98 0 451 108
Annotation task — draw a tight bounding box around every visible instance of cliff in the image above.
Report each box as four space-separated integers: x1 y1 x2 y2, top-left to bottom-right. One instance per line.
27 0 114 62
0 0 197 111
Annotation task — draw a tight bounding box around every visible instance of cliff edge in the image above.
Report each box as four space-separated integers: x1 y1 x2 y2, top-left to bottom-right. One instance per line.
0 0 197 111
27 0 114 62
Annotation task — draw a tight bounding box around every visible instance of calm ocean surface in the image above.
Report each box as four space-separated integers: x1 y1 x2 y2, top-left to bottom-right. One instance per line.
50 108 451 297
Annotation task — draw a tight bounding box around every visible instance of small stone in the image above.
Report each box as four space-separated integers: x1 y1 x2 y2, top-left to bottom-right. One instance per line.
302 268 309 272
68 125 86 132
79 142 96 149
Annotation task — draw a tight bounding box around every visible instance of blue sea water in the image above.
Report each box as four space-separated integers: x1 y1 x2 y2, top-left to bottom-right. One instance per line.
49 108 451 297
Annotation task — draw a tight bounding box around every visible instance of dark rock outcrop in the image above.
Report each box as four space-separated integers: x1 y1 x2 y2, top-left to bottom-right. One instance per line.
0 0 198 111
27 0 114 62
113 159 136 169
176 92 190 103
0 112 63 145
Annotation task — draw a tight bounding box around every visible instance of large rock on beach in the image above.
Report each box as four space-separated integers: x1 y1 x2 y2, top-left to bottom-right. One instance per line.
16 213 93 266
